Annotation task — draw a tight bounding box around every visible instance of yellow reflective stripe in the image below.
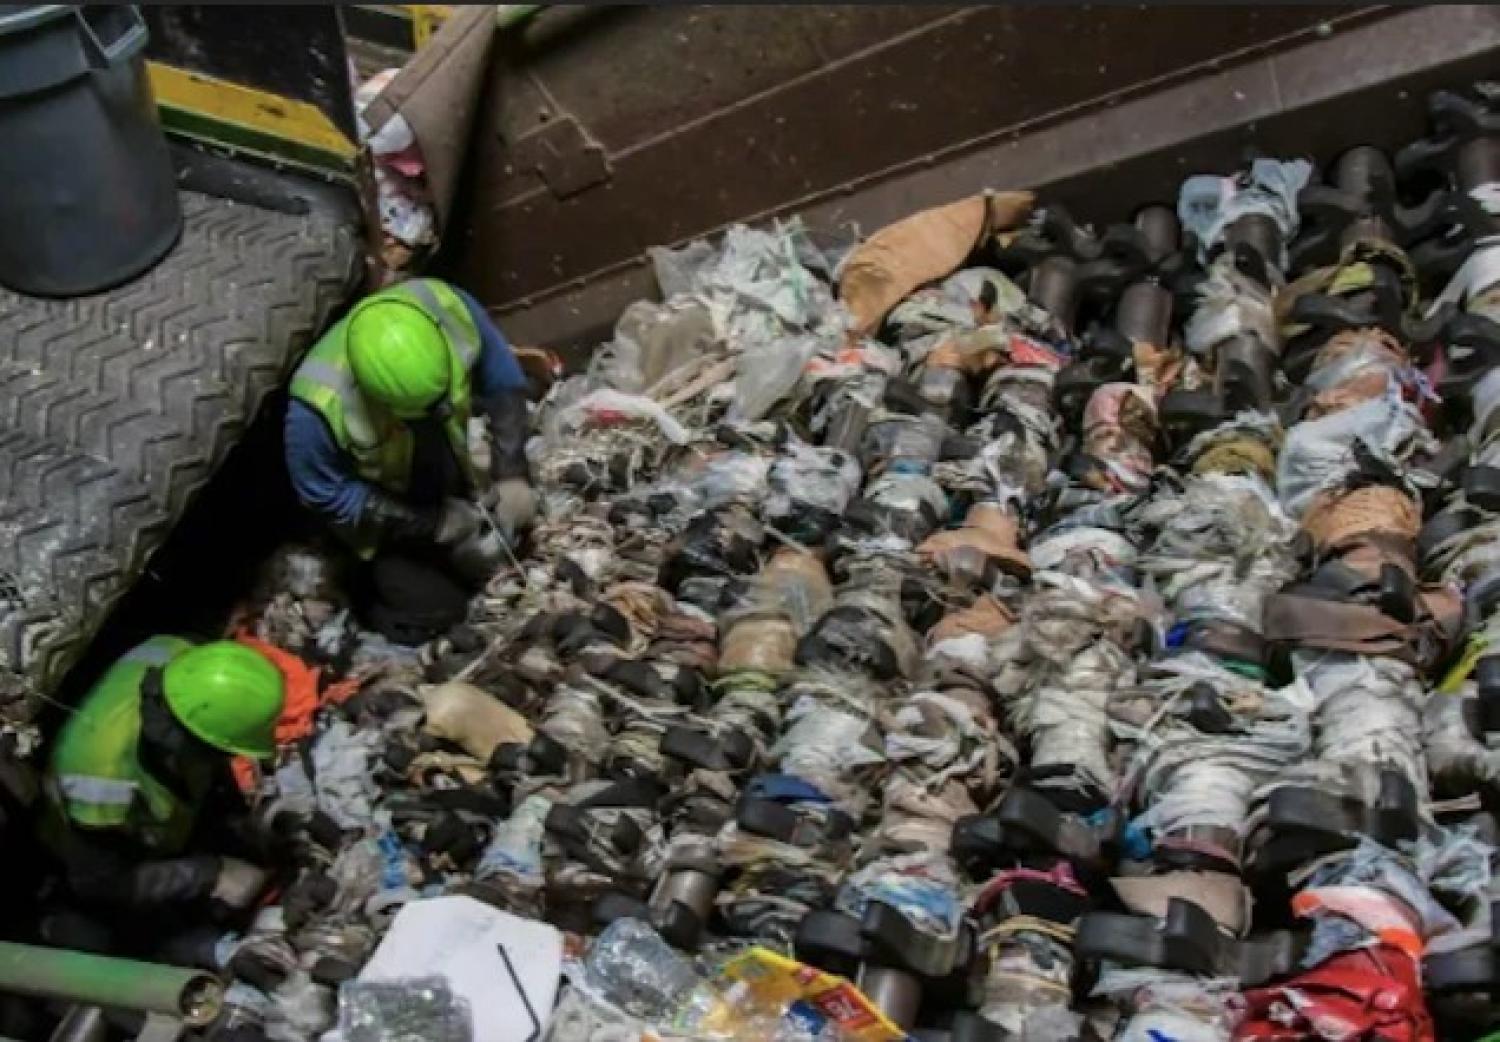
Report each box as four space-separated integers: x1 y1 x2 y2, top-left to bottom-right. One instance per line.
293 359 346 388
404 280 479 367
121 642 176 667
293 359 366 417
58 774 138 807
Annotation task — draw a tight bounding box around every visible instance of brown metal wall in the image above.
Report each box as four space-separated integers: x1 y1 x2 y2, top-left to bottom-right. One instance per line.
443 4 1500 350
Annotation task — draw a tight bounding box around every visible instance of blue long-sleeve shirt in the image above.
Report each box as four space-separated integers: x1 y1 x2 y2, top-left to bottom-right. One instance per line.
285 286 526 527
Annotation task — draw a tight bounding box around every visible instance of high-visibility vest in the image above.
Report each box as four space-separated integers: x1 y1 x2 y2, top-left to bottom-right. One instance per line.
290 278 482 557
44 636 209 855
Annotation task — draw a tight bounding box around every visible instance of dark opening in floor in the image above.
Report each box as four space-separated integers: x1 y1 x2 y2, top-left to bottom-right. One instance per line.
52 392 315 711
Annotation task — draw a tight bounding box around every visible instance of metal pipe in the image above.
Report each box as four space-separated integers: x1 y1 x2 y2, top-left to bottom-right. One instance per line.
652 866 719 949
1133 205 1180 263
1458 136 1500 193
1115 282 1172 347
856 965 922 1029
0 944 222 1028
655 867 718 921
1029 256 1080 335
48 1007 106 1042
1334 145 1392 200
1222 214 1282 271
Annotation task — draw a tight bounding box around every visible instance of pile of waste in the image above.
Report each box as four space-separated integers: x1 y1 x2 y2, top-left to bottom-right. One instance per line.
221 85 1500 1041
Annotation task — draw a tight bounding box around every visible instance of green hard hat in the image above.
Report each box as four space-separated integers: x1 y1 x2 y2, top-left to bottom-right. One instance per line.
347 296 451 419
162 641 285 759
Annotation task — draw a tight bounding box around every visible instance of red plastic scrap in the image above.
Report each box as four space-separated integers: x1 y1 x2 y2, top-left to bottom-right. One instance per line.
236 633 362 744
973 861 1086 916
228 633 363 793
1234 944 1433 1042
1007 333 1066 371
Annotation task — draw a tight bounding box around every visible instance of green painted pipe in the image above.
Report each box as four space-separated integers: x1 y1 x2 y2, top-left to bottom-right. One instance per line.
0 944 222 1027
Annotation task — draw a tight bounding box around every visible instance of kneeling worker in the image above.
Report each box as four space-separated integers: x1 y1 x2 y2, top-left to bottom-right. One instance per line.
285 277 535 643
41 638 285 954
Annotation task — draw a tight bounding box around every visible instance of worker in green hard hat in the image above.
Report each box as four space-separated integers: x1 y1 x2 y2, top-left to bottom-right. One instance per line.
39 636 285 933
285 277 536 644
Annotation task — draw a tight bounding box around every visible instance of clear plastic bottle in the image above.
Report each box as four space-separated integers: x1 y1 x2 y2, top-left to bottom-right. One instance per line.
583 918 722 1028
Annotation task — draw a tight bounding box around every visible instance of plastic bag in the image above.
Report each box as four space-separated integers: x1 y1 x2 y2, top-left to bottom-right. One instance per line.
1304 330 1409 395
764 442 863 534
864 413 947 469
618 298 718 393
1110 978 1242 1042
651 239 718 300
543 979 665 1042
583 919 719 1027
730 335 825 423
266 971 336 1042
797 591 922 680
1297 651 1428 795
720 615 799 674
1177 158 1313 265
556 389 691 445
716 221 835 331
1471 365 1500 440
476 794 552 886
652 219 841 344
338 979 472 1042
1429 237 1500 319
976 927 1079 1039
772 700 887 812
1184 254 1277 354
312 719 385 831
1026 645 1123 795
1275 391 1433 519
541 684 611 760
691 452 772 508
327 830 420 920
748 550 836 634
862 471 948 519
835 851 964 941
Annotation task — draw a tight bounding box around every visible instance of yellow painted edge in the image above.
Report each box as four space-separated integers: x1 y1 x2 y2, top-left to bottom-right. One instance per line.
147 61 357 162
405 5 454 48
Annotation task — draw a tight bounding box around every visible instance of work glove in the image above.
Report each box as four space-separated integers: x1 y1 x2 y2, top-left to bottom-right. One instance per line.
359 494 485 552
358 490 440 546
447 527 508 585
433 497 485 547
112 855 221 906
485 387 532 482
211 857 271 910
487 478 537 541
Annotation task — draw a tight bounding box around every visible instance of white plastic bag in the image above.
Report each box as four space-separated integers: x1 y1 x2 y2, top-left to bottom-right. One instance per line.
728 334 823 423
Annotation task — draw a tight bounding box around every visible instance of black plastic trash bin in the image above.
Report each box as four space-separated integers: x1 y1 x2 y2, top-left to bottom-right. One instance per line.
0 5 182 297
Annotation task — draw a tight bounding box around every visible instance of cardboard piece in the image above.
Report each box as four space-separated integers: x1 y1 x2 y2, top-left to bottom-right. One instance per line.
362 8 498 237
839 192 1034 335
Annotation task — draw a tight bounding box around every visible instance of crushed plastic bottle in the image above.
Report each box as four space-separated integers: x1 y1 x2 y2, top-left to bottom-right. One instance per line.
582 918 724 1031
338 978 473 1042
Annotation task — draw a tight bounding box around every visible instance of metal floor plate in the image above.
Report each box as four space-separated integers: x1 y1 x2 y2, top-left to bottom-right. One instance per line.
0 191 359 716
